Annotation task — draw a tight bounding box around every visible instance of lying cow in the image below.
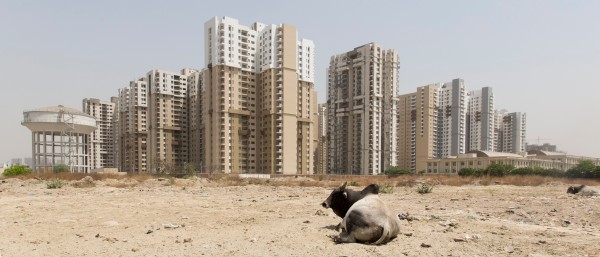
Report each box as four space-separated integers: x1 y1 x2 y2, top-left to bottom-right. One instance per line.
567 185 600 196
321 182 379 219
322 183 401 245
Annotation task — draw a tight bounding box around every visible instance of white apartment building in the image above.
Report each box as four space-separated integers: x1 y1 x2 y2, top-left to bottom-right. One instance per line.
83 97 118 169
499 112 527 153
437 78 468 158
327 43 399 175
203 16 317 174
467 87 494 152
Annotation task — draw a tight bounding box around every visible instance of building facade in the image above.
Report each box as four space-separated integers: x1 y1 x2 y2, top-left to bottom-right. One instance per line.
437 78 468 158
499 112 527 153
118 79 149 173
83 97 118 169
315 103 328 174
202 16 317 174
327 43 399 175
397 84 439 172
467 87 494 152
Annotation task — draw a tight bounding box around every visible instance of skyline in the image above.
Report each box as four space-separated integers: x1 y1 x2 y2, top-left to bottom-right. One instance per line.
1 1 599 162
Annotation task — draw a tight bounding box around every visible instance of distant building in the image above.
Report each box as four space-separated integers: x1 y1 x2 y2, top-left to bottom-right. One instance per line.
437 79 468 158
425 150 600 173
327 43 399 175
467 87 494 152
397 84 439 172
499 112 526 153
315 103 328 174
83 97 118 169
526 143 557 152
203 16 317 174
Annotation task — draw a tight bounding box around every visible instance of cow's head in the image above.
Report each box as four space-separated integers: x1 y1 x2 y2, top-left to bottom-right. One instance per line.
322 182 347 209
567 185 584 194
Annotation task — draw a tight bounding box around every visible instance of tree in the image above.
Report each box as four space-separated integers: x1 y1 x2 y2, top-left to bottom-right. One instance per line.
3 165 32 176
53 164 70 173
184 163 196 175
566 160 598 178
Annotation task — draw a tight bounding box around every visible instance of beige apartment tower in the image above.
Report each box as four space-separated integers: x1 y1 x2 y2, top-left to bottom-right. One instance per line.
315 103 328 174
203 17 317 174
118 79 149 173
397 84 439 172
327 43 399 175
83 97 118 169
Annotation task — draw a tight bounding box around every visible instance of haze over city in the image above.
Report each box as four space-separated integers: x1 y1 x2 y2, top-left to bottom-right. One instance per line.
1 0 599 163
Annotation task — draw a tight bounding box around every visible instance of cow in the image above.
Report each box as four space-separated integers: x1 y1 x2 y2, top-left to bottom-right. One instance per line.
321 182 379 219
322 183 401 245
567 185 600 196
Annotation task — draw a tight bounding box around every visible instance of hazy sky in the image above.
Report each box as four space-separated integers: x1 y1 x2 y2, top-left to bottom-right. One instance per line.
1 0 599 162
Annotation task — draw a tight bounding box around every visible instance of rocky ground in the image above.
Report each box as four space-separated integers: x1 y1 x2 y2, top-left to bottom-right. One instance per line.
0 176 598 257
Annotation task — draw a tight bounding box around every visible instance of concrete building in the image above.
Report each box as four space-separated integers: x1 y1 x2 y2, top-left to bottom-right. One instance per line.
22 105 97 172
83 97 118 169
397 84 439 172
202 16 317 174
187 70 203 172
499 112 527 154
425 150 600 173
327 43 399 175
118 78 149 173
437 79 468 158
526 143 557 152
315 103 328 174
467 87 494 152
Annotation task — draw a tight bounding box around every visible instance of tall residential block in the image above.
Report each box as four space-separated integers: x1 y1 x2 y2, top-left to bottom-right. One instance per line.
397 84 439 172
203 16 317 174
499 112 527 153
187 70 203 171
437 78 467 158
118 78 149 173
83 97 118 169
315 103 328 174
327 43 399 175
466 87 494 151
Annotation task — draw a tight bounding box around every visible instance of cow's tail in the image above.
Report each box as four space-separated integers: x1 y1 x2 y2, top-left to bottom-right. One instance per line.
373 222 392 245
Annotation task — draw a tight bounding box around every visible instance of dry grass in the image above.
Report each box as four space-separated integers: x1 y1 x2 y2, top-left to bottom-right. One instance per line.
6 172 600 189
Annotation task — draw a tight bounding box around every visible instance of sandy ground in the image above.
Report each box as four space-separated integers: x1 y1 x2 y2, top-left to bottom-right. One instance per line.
0 177 599 257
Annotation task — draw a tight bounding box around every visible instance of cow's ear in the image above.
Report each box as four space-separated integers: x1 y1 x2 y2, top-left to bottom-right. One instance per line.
340 182 347 190
343 191 348 198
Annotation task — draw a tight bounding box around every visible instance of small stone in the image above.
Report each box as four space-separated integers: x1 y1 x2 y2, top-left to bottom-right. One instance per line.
453 238 465 242
421 243 431 248
131 248 138 252
250 238 257 243
403 233 413 237
183 238 192 243
95 234 100 238
538 240 547 244
75 234 83 238
303 220 310 223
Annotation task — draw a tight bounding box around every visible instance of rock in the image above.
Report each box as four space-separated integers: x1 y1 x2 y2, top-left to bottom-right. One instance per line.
421 243 431 248
453 238 466 242
303 220 310 224
82 176 94 183
403 233 413 237
162 223 180 229
314 209 328 216
250 238 257 243
561 220 571 227
95 234 100 238
131 248 139 252
538 240 547 244
75 234 83 238
183 238 192 243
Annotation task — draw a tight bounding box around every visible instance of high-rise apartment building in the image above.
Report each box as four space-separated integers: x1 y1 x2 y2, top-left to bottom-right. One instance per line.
187 70 203 171
202 16 317 174
118 78 149 173
437 78 468 158
499 112 527 153
467 87 494 152
327 43 399 175
315 103 328 174
83 97 118 169
397 84 439 172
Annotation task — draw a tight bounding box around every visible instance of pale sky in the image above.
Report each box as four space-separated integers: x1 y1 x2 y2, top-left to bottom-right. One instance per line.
1 0 599 162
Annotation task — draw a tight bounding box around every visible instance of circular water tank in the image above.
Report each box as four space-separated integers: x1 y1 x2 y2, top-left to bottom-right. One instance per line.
22 105 97 134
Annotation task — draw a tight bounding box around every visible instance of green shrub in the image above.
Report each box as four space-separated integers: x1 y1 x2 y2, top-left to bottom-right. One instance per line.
458 168 484 176
349 181 360 187
46 179 64 189
384 166 411 176
53 164 70 173
380 183 394 194
2 165 32 176
417 184 433 194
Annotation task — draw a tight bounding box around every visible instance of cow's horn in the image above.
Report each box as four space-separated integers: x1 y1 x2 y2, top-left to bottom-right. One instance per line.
340 182 347 189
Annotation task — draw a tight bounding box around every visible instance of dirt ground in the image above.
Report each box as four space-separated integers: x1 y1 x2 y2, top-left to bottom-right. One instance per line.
0 176 598 257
